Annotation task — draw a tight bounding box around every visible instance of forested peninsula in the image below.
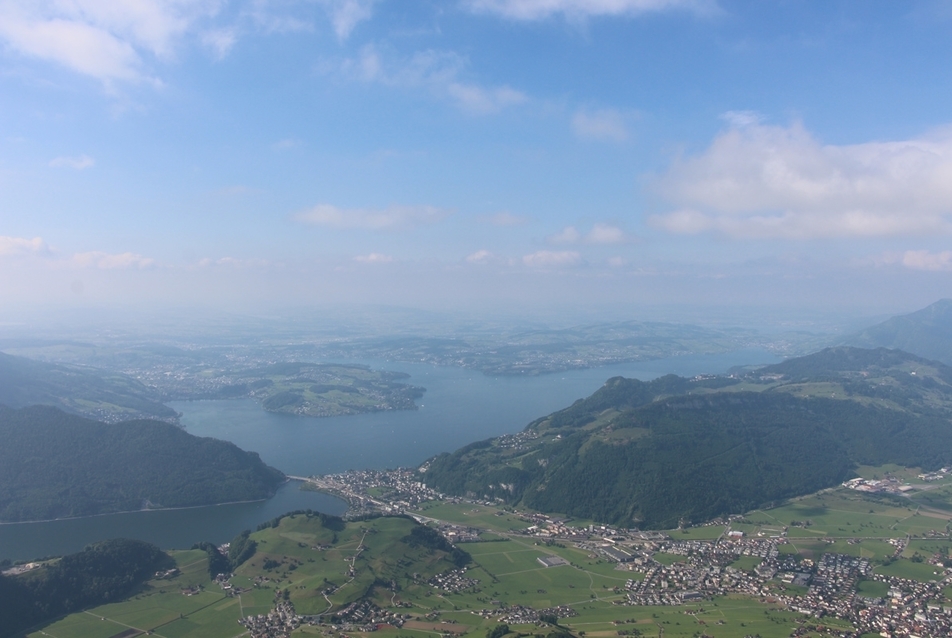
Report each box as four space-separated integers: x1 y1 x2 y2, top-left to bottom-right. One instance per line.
421 347 952 529
0 405 285 523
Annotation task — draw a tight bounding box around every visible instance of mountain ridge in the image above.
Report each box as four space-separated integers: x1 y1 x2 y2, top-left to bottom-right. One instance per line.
0 351 175 423
420 346 952 528
841 299 952 365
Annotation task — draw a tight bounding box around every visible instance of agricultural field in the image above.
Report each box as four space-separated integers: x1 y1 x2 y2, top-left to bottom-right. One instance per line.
413 502 524 533
28 514 462 638
25 465 952 638
27 513 815 638
233 363 425 417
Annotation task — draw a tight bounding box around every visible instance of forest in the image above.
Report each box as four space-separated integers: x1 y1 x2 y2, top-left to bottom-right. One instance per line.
0 405 285 522
0 351 175 422
422 347 952 528
0 539 173 638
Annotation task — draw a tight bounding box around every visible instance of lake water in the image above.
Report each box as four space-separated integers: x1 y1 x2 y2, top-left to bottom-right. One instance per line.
0 349 779 560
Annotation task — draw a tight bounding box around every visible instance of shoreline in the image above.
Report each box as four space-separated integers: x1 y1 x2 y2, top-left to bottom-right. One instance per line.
0 490 292 527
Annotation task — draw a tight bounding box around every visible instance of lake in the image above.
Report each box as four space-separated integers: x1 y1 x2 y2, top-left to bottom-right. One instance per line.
0 349 779 560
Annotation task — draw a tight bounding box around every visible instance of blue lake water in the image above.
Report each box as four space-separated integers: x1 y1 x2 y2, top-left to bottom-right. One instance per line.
0 349 779 560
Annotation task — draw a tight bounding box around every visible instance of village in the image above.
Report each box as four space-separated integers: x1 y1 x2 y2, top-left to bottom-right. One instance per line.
289 467 952 638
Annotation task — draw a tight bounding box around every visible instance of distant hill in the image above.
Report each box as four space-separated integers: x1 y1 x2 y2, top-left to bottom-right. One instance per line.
842 299 952 365
0 351 175 422
420 347 952 529
0 405 285 522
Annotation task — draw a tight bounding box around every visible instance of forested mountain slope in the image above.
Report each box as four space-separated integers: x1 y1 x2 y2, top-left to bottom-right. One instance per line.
421 347 952 529
0 539 173 638
0 405 285 522
0 351 175 422
842 299 952 365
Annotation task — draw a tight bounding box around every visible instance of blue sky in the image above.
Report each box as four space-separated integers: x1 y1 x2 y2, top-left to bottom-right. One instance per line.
2 0 952 322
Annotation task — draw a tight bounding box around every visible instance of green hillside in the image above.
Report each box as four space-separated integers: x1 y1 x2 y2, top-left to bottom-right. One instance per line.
217 362 425 417
238 512 468 615
421 347 952 529
0 538 172 638
843 298 952 365
0 405 285 522
18 512 473 638
0 351 175 422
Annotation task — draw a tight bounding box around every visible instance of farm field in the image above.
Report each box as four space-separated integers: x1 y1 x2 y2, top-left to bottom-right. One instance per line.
24 465 952 638
27 515 813 638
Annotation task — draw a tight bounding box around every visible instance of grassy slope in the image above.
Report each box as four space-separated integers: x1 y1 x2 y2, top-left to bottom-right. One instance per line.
34 487 951 638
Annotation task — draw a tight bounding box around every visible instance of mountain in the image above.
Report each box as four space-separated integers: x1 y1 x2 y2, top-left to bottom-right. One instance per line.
0 351 176 422
0 405 285 522
420 347 952 529
842 299 952 365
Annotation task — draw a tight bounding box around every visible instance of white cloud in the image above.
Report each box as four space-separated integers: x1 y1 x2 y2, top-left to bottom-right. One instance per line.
0 235 48 256
49 154 95 169
466 249 497 263
901 250 952 271
650 120 952 239
342 44 527 115
294 203 451 231
549 223 629 244
354 252 393 263
201 26 237 59
549 226 581 244
446 82 527 115
198 256 270 268
351 46 460 86
586 222 627 244
572 108 629 142
522 250 581 268
607 255 626 267
0 1 224 83
465 0 714 21
73 251 155 269
720 109 764 128
316 0 377 40
0 237 158 271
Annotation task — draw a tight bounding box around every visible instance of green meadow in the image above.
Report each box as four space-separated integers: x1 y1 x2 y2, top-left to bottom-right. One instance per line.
26 465 952 638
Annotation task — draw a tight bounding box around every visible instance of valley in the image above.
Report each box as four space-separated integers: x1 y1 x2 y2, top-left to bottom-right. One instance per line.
22 465 952 638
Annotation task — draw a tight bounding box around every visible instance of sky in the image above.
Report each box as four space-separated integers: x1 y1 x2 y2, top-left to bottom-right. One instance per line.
2 0 952 324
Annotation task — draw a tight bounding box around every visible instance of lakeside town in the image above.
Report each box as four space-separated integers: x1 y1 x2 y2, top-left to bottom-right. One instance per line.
286 467 952 638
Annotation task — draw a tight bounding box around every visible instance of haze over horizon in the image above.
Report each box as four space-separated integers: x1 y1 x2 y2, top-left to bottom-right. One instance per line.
3 0 952 322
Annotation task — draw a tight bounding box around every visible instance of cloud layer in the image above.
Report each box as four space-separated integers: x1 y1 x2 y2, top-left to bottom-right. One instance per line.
572 108 629 142
650 121 952 239
49 154 95 169
549 223 629 244
0 0 224 83
73 251 155 269
344 45 527 114
0 1 375 84
0 235 157 269
0 235 48 256
522 250 581 267
900 250 952 272
318 0 377 40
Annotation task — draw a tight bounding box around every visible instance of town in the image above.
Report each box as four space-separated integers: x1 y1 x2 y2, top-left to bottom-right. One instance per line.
282 467 952 638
